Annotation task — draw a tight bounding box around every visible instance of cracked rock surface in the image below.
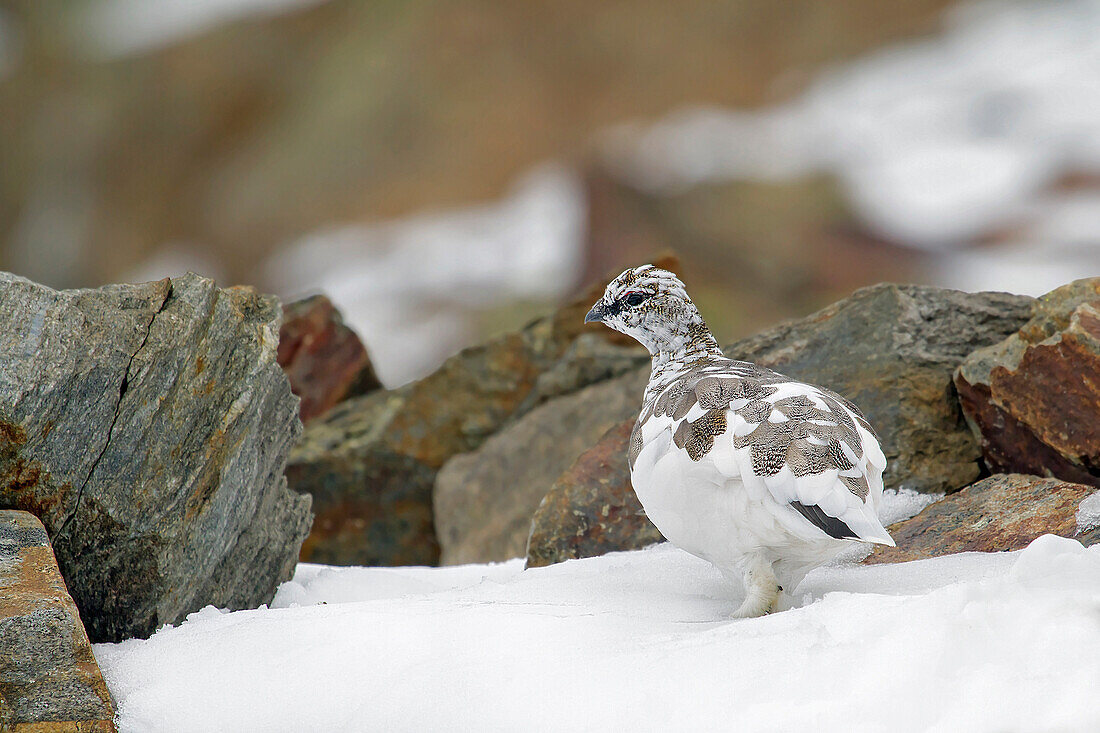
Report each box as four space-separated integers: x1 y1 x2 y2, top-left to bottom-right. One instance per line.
0 272 312 642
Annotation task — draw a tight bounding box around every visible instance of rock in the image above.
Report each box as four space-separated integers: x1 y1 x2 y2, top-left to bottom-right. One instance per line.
0 272 311 642
729 283 1034 493
435 370 647 565
0 510 116 731
865 474 1100 564
277 294 382 423
450 283 1030 566
525 420 663 569
955 278 1100 488
287 269 650 566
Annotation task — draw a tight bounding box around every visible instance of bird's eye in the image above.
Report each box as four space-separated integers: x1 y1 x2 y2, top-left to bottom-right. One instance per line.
623 291 650 307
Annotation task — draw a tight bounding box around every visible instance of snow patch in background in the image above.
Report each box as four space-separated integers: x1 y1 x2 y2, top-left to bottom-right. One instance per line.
79 0 330 57
1078 491 1100 534
601 0 1100 280
262 165 585 386
95 535 1100 733
121 243 227 286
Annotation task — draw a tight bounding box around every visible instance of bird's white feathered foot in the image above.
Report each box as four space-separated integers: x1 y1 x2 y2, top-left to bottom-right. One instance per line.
728 559 782 619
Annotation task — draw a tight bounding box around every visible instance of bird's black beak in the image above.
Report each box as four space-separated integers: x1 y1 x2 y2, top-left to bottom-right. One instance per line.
584 301 609 324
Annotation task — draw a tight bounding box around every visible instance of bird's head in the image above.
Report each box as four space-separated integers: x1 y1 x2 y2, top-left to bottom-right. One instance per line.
585 264 715 357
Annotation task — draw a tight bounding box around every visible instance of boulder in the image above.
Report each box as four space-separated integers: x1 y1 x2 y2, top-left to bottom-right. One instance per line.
435 370 647 565
525 419 663 569
287 272 650 566
955 278 1100 488
277 294 382 423
729 283 1033 493
865 474 1100 564
0 510 116 731
516 284 1032 569
0 272 311 642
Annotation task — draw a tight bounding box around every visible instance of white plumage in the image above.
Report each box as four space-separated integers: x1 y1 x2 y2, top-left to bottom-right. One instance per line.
586 265 895 618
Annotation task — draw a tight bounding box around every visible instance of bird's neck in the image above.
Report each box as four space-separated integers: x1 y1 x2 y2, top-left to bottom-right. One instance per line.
645 323 723 402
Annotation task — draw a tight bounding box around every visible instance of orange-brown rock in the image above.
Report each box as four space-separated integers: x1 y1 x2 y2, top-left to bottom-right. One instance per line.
525 419 664 568
0 511 116 732
955 278 1100 488
865 474 1100 564
278 294 382 423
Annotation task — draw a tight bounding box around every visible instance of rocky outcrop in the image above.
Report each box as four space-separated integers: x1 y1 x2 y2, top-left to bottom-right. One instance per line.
287 270 650 566
525 420 663 569
513 284 1032 568
955 278 1100 488
866 474 1100 564
0 510 116 731
728 283 1033 494
435 370 647 565
278 294 382 423
0 272 311 642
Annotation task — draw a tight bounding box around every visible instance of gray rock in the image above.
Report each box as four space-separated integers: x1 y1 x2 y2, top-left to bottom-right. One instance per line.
0 272 311 642
0 510 116 731
435 369 647 565
444 283 1034 565
727 283 1034 493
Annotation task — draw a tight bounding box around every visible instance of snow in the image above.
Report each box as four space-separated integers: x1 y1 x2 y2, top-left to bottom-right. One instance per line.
601 0 1100 264
262 164 585 385
93 477 1099 733
79 0 330 57
1078 491 1100 534
94 537 1100 732
876 487 943 527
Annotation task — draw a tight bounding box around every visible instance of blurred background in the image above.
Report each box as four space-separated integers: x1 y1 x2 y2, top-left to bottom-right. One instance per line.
2 0 1099 386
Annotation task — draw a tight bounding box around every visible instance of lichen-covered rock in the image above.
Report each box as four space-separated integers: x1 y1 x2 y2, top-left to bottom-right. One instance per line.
0 510 116 731
287 277 648 566
277 294 382 423
729 283 1033 493
525 419 663 569
865 474 1100 564
0 272 312 642
955 278 1100 488
435 370 647 565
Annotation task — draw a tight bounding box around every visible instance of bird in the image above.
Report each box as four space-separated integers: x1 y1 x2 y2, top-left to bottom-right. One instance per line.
585 264 895 618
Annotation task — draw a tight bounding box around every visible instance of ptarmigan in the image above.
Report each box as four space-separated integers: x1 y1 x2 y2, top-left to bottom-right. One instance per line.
585 264 895 618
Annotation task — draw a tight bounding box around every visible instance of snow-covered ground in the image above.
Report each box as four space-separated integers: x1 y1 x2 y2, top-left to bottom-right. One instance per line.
94 489 1100 733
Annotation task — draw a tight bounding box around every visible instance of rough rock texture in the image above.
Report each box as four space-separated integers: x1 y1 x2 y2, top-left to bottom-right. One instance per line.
955 278 1100 488
440 283 1030 566
0 510 116 732
277 294 382 423
728 283 1034 493
435 370 647 565
525 420 664 569
287 270 652 566
865 474 1100 564
0 272 312 642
